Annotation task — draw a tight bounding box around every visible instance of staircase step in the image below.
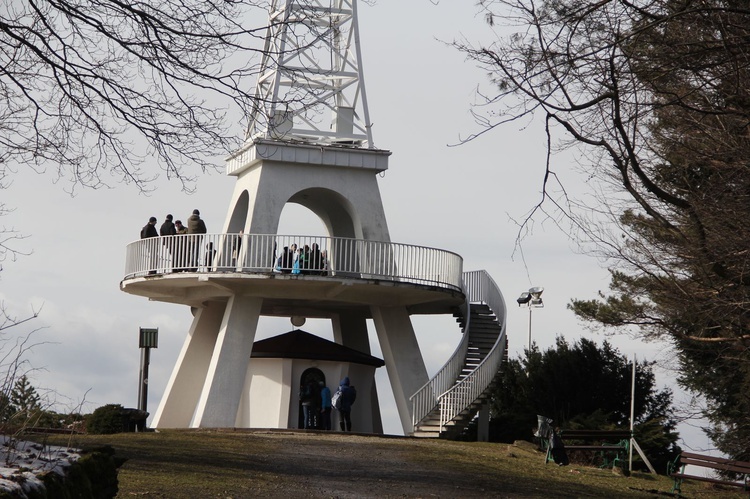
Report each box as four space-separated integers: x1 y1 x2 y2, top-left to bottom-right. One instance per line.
468 343 494 350
469 327 500 333
411 431 441 438
468 324 497 330
470 329 500 336
416 420 461 430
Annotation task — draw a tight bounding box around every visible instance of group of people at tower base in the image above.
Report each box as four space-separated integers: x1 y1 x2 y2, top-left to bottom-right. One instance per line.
300 377 356 431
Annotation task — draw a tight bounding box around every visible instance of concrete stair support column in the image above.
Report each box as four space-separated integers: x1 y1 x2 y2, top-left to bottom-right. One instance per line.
477 403 490 442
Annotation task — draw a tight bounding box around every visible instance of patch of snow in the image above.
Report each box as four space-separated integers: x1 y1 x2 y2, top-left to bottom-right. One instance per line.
0 435 81 498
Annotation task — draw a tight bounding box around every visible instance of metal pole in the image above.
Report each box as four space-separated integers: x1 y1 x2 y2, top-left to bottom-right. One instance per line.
138 347 151 413
528 306 532 351
629 354 636 472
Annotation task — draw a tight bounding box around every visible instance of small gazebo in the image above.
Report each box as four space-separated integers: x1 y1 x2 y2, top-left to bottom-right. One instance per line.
235 329 385 432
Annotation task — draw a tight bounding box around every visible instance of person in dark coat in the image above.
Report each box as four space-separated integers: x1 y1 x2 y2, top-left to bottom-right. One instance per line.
310 243 323 275
337 376 357 432
300 380 320 429
160 214 176 270
186 209 206 270
300 244 310 274
160 214 176 236
278 246 294 273
140 216 159 274
187 209 207 234
549 428 569 466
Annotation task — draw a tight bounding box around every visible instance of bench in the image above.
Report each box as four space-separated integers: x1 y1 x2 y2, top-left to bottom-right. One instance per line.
545 429 631 469
669 451 750 496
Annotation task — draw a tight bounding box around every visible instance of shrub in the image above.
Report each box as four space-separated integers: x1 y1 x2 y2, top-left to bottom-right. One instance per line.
87 404 127 435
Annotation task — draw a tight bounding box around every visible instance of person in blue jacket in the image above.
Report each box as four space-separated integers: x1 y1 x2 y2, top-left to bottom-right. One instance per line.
338 377 357 432
319 381 332 430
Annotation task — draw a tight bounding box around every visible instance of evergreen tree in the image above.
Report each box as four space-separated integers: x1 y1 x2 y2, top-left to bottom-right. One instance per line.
489 337 679 473
0 393 16 425
11 375 40 414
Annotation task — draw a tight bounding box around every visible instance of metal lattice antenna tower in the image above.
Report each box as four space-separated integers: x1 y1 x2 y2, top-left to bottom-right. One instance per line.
246 0 374 148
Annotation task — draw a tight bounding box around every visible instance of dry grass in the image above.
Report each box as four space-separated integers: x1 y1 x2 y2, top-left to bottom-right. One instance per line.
39 429 749 498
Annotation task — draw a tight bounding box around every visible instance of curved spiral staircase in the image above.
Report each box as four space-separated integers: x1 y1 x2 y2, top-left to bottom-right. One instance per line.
410 270 508 438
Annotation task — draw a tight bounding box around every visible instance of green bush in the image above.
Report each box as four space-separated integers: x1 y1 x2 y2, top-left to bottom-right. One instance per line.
87 404 127 435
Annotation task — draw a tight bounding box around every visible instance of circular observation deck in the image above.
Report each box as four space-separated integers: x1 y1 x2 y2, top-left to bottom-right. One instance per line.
120 234 466 317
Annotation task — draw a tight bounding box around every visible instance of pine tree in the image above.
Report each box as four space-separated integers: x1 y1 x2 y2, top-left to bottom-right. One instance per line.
10 375 40 416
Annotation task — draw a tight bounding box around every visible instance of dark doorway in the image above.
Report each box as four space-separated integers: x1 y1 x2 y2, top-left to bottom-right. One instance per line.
298 367 325 429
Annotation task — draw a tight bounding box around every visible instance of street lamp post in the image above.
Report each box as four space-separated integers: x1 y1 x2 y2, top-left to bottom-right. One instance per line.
517 287 544 351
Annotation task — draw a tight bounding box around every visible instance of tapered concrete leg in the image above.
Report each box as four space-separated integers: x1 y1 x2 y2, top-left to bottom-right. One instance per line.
331 312 383 433
192 295 262 427
332 311 370 353
369 383 383 434
152 302 226 428
370 306 428 435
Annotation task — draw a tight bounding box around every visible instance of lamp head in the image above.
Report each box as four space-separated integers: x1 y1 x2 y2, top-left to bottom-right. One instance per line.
516 292 531 305
529 286 544 299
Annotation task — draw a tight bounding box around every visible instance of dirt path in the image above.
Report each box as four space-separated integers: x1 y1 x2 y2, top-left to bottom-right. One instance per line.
236 431 533 498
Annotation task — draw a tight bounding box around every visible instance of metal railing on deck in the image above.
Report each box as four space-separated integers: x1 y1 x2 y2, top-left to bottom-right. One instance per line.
123 233 463 291
409 269 507 434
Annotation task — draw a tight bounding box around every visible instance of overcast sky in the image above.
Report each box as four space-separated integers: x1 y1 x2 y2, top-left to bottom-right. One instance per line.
1 1 709 450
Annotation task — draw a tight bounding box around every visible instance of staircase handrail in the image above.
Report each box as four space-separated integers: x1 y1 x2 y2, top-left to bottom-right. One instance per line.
409 283 471 430
438 270 507 432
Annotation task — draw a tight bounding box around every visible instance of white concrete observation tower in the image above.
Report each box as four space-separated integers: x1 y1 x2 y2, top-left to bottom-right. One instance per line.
120 0 508 438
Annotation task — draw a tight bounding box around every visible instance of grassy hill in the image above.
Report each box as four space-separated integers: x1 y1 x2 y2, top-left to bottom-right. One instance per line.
41 429 747 498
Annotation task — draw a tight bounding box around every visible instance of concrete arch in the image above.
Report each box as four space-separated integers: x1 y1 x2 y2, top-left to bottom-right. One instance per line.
227 191 250 233
288 187 358 239
227 159 390 242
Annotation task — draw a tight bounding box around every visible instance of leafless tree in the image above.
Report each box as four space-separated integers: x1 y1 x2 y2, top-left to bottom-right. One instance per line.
0 0 335 192
455 0 750 458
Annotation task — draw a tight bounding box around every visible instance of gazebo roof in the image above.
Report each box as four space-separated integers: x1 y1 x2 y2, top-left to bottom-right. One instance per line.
251 329 385 367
